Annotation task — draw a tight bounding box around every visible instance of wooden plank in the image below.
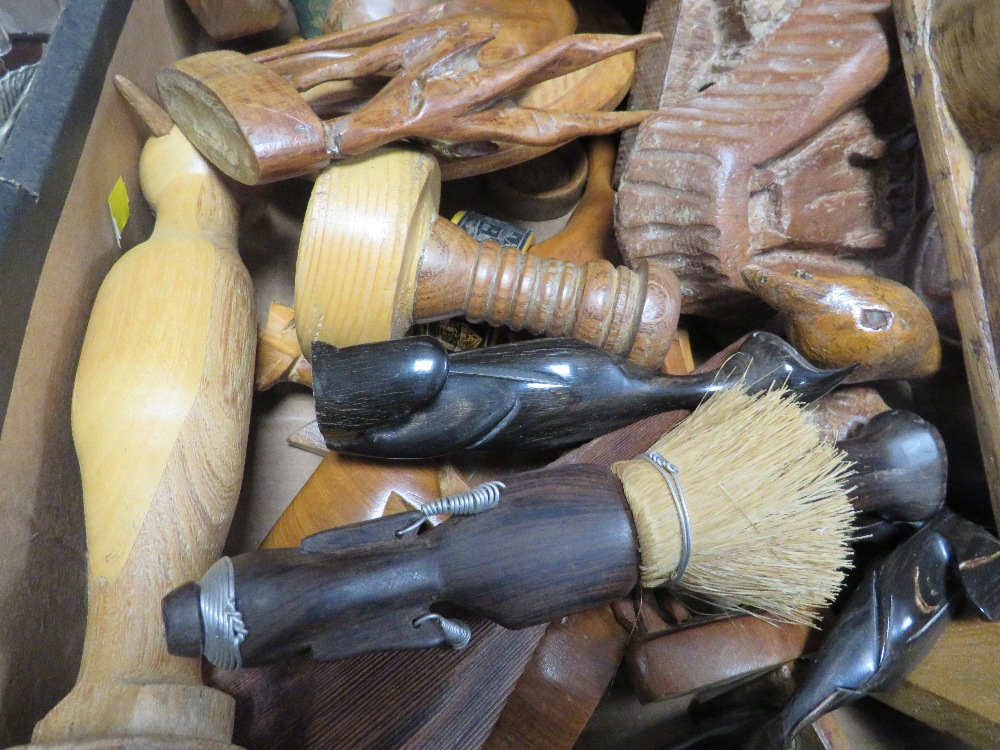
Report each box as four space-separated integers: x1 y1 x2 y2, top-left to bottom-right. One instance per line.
892 0 1000 526
877 621 1000 748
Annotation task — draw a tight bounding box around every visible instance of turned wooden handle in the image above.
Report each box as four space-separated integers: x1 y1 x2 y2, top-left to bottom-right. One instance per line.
28 128 253 748
416 217 679 366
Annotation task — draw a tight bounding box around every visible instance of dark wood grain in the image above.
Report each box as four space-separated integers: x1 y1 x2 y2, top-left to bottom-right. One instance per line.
207 338 748 750
166 465 639 665
312 332 849 457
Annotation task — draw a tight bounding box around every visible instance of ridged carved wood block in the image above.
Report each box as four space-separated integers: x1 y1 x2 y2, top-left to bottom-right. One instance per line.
294 147 681 368
616 0 893 317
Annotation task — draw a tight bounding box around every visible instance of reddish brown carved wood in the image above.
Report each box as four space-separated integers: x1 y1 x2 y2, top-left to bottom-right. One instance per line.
158 23 657 185
616 0 892 317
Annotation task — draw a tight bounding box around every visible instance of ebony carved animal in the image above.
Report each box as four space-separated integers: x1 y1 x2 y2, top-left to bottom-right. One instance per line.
312 331 852 458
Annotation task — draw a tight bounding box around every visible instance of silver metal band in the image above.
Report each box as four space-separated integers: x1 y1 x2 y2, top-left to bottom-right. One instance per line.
396 480 506 537
640 451 692 585
199 556 248 670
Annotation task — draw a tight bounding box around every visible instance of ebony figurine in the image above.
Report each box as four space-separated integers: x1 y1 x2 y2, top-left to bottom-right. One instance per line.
312 331 852 457
745 510 1000 750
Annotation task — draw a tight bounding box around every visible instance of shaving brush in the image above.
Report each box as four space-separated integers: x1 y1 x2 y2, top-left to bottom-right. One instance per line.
163 387 854 668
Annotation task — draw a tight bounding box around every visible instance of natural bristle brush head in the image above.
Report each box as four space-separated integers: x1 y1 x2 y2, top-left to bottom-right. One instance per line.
613 386 856 625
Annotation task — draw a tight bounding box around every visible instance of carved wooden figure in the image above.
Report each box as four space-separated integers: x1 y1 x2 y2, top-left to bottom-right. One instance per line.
623 403 947 705
615 0 892 317
741 266 942 381
746 511 1000 750
164 386 859 668
197 339 742 750
184 0 286 40
18 79 254 749
311 331 850 457
157 18 657 185
309 0 640 180
294 146 681 368
256 302 313 391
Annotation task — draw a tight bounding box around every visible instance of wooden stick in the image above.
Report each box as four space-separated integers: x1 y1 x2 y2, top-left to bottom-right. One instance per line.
530 137 620 265
892 0 1000 526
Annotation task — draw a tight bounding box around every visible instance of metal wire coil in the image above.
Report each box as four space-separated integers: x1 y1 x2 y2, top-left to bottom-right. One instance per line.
396 480 506 537
413 613 472 649
200 556 248 670
640 451 693 585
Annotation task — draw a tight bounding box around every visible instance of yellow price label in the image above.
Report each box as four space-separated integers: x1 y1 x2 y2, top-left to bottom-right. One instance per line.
108 177 129 244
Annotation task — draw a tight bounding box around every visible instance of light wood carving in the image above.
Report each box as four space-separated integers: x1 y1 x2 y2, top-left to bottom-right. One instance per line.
298 0 639 179
742 266 941 381
616 0 892 317
892 0 1000 523
22 83 254 749
184 0 286 40
294 146 681 368
256 302 313 391
157 19 657 185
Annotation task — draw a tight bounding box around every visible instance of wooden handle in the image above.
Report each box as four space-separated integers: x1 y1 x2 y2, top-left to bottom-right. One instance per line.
416 217 680 367
28 129 253 748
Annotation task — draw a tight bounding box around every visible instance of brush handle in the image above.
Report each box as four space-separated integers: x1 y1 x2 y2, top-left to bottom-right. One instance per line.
416 217 680 367
28 129 253 748
164 464 637 667
163 404 946 669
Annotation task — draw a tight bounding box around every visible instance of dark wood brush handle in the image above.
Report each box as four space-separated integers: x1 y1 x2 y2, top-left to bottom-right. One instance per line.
164 465 638 668
415 216 680 368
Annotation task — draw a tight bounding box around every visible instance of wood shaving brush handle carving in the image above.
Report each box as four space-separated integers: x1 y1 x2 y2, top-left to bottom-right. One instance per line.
164 465 638 667
294 147 680 368
28 127 253 748
417 217 679 366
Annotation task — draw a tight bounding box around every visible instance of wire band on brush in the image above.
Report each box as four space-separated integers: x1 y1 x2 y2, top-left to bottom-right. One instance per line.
639 452 692 585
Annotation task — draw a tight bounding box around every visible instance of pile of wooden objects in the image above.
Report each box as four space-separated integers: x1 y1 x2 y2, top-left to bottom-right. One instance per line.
15 0 1000 749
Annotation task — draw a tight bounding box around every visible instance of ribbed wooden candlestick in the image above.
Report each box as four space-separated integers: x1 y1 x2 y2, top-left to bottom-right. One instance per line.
417 216 676 361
